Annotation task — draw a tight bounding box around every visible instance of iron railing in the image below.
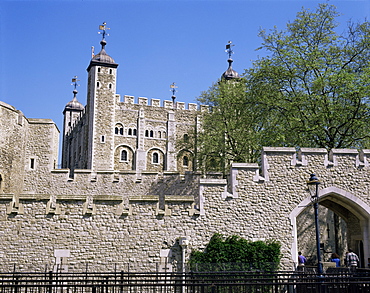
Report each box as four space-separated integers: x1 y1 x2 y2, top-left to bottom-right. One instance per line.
0 270 369 293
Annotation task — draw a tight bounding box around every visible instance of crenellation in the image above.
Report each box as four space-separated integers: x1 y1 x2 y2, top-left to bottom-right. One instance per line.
151 98 160 107
176 102 185 110
164 100 173 108
329 148 359 167
118 95 201 111
138 97 148 105
298 148 327 166
124 95 135 103
358 149 370 168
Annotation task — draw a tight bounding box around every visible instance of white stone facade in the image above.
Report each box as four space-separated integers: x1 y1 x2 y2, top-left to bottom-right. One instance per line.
0 38 369 272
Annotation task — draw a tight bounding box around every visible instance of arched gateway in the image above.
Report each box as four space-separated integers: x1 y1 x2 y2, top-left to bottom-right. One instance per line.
290 186 370 268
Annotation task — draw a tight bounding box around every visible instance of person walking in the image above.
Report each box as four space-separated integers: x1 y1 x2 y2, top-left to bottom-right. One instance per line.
330 253 341 267
346 248 360 270
298 251 307 266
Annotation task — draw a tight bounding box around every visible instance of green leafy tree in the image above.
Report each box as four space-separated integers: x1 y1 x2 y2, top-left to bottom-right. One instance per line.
197 4 370 171
253 3 370 150
197 80 284 173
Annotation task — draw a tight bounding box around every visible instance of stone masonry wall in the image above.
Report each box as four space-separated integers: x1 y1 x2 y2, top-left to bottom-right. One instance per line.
2 143 370 271
3 102 370 272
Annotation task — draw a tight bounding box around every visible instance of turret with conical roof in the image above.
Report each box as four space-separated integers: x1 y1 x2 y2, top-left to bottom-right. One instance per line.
87 39 118 71
221 41 240 80
62 76 84 168
64 90 84 113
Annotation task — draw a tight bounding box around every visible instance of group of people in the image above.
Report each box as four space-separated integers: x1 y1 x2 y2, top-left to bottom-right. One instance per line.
298 249 360 269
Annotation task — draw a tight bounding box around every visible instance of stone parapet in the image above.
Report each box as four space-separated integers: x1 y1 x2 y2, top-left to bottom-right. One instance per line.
121 95 200 111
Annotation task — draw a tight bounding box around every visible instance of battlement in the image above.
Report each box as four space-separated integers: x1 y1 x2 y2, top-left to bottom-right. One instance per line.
118 94 208 111
54 147 370 188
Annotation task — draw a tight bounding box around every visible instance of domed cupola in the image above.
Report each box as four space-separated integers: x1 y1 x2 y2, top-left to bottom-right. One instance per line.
91 39 116 64
64 90 84 112
63 77 84 114
87 22 118 71
221 41 240 80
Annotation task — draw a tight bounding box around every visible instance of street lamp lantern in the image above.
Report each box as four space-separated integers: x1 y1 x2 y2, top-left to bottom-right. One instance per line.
306 173 323 275
307 173 320 198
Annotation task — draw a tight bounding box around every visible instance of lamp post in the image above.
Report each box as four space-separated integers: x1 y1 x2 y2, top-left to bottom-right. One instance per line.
307 174 323 275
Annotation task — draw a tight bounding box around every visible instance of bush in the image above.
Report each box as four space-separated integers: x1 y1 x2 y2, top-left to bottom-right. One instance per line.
189 233 281 271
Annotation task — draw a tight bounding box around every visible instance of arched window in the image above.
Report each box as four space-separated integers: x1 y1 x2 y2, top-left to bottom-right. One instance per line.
183 156 189 166
121 150 128 161
128 128 132 136
158 131 161 138
109 83 112 89
109 69 113 74
150 130 154 137
97 81 100 88
184 134 189 143
145 130 149 137
133 129 137 136
115 124 123 136
153 152 159 164
163 131 166 138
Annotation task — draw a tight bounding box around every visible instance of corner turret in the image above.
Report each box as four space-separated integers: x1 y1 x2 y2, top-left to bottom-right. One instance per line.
221 41 240 80
62 76 84 168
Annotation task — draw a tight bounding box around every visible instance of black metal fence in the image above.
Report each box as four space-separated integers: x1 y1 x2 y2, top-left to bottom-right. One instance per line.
0 270 369 293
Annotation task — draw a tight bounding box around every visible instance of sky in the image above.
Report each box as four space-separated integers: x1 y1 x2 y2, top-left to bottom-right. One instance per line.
1 0 369 133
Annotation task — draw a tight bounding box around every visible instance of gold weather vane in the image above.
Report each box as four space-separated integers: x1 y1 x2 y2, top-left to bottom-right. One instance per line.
98 22 110 40
225 40 235 59
71 76 80 90
170 82 178 96
170 82 178 108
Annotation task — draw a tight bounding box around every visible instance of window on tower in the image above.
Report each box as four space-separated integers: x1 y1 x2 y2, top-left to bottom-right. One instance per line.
153 152 159 164
120 150 128 162
115 124 124 136
30 158 35 169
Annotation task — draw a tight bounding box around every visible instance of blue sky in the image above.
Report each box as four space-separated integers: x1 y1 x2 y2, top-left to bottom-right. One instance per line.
1 0 369 132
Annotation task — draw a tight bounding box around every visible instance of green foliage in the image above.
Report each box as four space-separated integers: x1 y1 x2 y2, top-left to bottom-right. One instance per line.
197 80 284 173
197 3 370 172
253 3 370 150
189 233 281 271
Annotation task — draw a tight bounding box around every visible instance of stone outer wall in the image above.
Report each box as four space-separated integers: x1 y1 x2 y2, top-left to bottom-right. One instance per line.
2 102 370 272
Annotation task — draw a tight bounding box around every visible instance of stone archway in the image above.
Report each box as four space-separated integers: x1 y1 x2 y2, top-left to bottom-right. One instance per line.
290 186 370 268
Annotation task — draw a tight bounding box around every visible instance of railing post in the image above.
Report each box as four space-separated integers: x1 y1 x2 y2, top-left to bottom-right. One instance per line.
120 271 124 293
48 271 53 293
13 275 19 293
